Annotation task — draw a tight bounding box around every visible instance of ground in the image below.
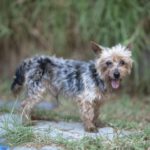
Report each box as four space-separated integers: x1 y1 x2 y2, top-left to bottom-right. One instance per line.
0 93 150 150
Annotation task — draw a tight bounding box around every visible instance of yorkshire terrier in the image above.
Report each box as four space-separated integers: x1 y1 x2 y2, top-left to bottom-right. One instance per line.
11 42 133 132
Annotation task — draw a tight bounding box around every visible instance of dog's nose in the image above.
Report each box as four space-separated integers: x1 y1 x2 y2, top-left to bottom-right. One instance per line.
114 70 120 79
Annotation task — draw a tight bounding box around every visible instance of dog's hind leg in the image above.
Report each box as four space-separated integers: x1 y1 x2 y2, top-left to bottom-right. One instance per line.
21 82 46 125
21 97 42 125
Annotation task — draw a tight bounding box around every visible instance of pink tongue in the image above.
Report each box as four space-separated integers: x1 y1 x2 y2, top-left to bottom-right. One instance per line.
111 80 120 89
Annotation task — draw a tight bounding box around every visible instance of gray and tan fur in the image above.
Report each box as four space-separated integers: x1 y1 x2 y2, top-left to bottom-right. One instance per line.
11 42 133 132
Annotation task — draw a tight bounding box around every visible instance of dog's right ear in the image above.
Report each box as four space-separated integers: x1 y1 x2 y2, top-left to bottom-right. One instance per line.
91 41 103 54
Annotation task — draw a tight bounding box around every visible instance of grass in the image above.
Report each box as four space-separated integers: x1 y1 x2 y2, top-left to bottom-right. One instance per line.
0 95 150 149
0 79 11 99
59 134 150 150
101 96 148 129
2 125 34 146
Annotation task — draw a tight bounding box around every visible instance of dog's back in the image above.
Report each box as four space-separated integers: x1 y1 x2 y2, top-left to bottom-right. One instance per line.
11 55 105 99
11 56 87 97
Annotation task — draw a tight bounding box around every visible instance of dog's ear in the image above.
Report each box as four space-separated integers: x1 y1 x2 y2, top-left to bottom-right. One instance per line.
91 41 103 54
126 43 132 51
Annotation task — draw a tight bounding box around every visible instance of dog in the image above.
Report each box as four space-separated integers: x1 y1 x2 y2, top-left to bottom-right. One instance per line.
11 42 133 132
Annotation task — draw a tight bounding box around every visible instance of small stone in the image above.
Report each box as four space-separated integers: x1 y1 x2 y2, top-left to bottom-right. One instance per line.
41 145 63 150
34 121 128 141
13 146 37 150
0 100 58 111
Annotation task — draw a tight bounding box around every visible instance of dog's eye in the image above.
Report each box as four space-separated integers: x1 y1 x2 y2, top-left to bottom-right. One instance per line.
106 61 112 66
120 60 125 65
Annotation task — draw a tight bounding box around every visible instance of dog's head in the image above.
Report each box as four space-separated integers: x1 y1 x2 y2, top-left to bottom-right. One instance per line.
91 41 133 89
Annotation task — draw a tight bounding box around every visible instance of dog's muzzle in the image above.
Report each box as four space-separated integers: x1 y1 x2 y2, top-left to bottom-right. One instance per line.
111 69 120 89
113 69 120 79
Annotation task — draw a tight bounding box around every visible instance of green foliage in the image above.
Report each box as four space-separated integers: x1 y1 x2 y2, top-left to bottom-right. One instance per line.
0 0 149 93
57 137 103 150
0 120 34 146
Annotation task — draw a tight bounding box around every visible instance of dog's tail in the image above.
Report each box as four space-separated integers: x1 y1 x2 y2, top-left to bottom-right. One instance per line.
11 62 26 96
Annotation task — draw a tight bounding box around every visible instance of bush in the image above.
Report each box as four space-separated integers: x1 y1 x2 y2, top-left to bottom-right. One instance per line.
0 0 149 94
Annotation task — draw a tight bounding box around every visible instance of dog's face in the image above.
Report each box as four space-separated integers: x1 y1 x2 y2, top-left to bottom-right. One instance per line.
91 42 133 89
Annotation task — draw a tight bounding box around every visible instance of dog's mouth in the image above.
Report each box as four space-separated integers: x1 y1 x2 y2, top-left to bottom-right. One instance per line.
111 79 120 89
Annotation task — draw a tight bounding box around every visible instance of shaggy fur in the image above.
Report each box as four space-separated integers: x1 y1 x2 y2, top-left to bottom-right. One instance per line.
11 42 133 132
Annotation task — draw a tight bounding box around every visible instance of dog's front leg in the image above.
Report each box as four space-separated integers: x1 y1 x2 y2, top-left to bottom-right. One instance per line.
93 101 105 128
78 101 98 132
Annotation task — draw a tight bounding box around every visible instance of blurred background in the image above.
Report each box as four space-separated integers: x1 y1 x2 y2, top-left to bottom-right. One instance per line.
0 0 150 97
0 1 150 148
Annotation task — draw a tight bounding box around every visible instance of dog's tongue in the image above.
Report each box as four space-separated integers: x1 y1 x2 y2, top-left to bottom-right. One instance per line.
111 80 120 89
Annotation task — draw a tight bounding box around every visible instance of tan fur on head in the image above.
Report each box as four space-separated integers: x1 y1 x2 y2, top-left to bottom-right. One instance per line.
92 43 133 89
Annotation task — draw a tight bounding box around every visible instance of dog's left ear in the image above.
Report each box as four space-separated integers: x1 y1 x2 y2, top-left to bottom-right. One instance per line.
91 41 103 54
126 43 132 51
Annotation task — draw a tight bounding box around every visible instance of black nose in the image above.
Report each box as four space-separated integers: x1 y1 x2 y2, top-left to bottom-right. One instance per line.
114 70 120 79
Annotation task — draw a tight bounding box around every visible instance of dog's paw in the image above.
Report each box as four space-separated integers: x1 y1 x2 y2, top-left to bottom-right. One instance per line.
85 126 98 133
